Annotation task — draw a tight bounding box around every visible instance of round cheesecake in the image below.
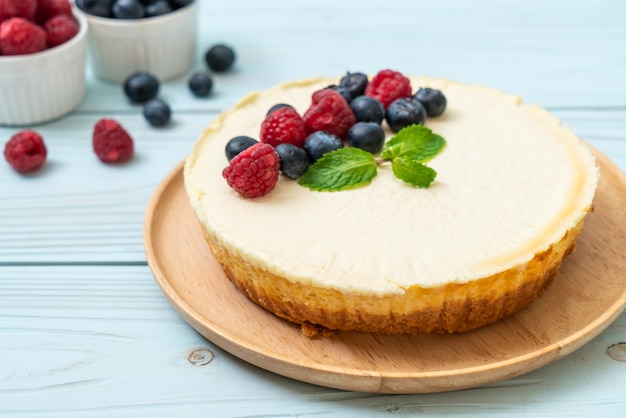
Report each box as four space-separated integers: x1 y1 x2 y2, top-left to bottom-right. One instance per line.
183 76 599 335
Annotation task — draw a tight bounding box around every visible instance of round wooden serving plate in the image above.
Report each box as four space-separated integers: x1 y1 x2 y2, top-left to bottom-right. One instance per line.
144 149 626 394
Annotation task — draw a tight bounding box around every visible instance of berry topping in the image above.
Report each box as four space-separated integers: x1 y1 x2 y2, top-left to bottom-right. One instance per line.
43 14 79 48
222 142 280 198
75 0 113 17
92 118 134 163
266 103 294 117
225 135 258 161
260 105 307 148
303 131 343 162
143 98 171 127
205 43 236 72
337 71 368 102
275 143 310 180
413 87 447 117
3 130 47 173
145 0 172 17
346 122 385 154
302 89 356 139
364 69 412 109
0 0 37 22
112 0 145 19
188 71 213 97
123 71 160 103
385 98 427 133
349 95 385 124
0 17 46 55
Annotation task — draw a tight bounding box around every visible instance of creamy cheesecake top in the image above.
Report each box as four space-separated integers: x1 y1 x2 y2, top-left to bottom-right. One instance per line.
184 76 599 296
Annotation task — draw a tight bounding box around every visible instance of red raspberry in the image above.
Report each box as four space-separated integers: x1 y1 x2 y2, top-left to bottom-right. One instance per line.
222 142 280 198
260 106 307 148
35 0 72 23
44 14 78 48
0 17 46 55
302 89 356 139
92 118 134 163
4 130 47 173
0 0 37 22
364 69 412 109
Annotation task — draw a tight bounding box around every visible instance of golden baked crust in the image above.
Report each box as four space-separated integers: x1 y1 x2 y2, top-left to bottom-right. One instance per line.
201 214 588 335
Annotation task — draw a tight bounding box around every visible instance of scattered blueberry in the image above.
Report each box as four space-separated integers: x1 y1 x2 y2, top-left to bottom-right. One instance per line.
169 0 193 6
303 131 344 162
112 0 145 19
225 136 258 161
350 96 385 124
385 98 426 133
324 85 353 103
346 122 385 154
413 87 447 117
123 71 160 103
338 72 368 102
266 103 295 116
75 0 113 17
144 0 172 17
143 98 172 126
188 72 214 97
275 143 310 179
205 44 236 72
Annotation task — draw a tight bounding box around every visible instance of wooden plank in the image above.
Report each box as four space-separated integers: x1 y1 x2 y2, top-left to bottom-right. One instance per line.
0 265 624 417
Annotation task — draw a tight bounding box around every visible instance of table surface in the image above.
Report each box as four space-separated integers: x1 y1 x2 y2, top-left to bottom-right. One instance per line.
1 1 625 417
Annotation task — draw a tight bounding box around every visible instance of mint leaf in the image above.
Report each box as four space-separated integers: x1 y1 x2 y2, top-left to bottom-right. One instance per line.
298 148 378 191
391 157 437 188
381 124 446 162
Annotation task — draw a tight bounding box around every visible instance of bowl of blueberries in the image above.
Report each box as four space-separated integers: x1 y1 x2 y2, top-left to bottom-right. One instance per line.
75 0 197 82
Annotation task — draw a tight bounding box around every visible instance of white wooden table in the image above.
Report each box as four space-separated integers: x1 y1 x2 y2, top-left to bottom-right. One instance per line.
1 1 625 416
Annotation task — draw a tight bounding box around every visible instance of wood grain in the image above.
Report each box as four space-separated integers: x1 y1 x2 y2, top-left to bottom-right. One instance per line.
143 148 626 394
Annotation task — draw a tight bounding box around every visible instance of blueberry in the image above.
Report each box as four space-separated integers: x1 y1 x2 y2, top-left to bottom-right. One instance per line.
275 143 310 179
225 136 258 161
123 71 160 103
76 0 113 17
303 131 343 162
144 0 172 17
112 0 145 18
188 72 213 97
143 98 171 127
350 96 385 124
205 44 236 73
338 72 368 101
266 103 294 116
346 122 385 154
169 0 193 7
413 88 447 117
385 98 426 133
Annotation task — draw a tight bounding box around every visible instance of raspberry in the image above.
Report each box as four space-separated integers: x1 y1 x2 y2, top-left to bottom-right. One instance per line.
3 130 47 173
364 69 412 109
260 106 307 148
302 89 356 139
92 118 134 163
43 14 78 48
0 17 46 55
0 0 37 22
222 142 280 198
35 0 72 23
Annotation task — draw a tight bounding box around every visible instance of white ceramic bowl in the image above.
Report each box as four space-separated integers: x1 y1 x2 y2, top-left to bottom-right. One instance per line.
0 10 88 126
81 2 198 83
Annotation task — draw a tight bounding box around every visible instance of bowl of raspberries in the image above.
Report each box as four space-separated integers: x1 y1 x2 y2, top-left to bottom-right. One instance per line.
0 0 88 126
75 0 198 83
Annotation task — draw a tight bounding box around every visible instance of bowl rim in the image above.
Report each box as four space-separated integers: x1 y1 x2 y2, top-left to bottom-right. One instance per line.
0 8 88 64
78 0 197 28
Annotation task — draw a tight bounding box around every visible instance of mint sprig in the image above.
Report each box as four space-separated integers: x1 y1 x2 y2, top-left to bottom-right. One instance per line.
298 124 446 191
297 147 377 191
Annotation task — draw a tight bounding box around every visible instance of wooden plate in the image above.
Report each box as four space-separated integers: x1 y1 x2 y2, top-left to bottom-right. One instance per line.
143 149 626 394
